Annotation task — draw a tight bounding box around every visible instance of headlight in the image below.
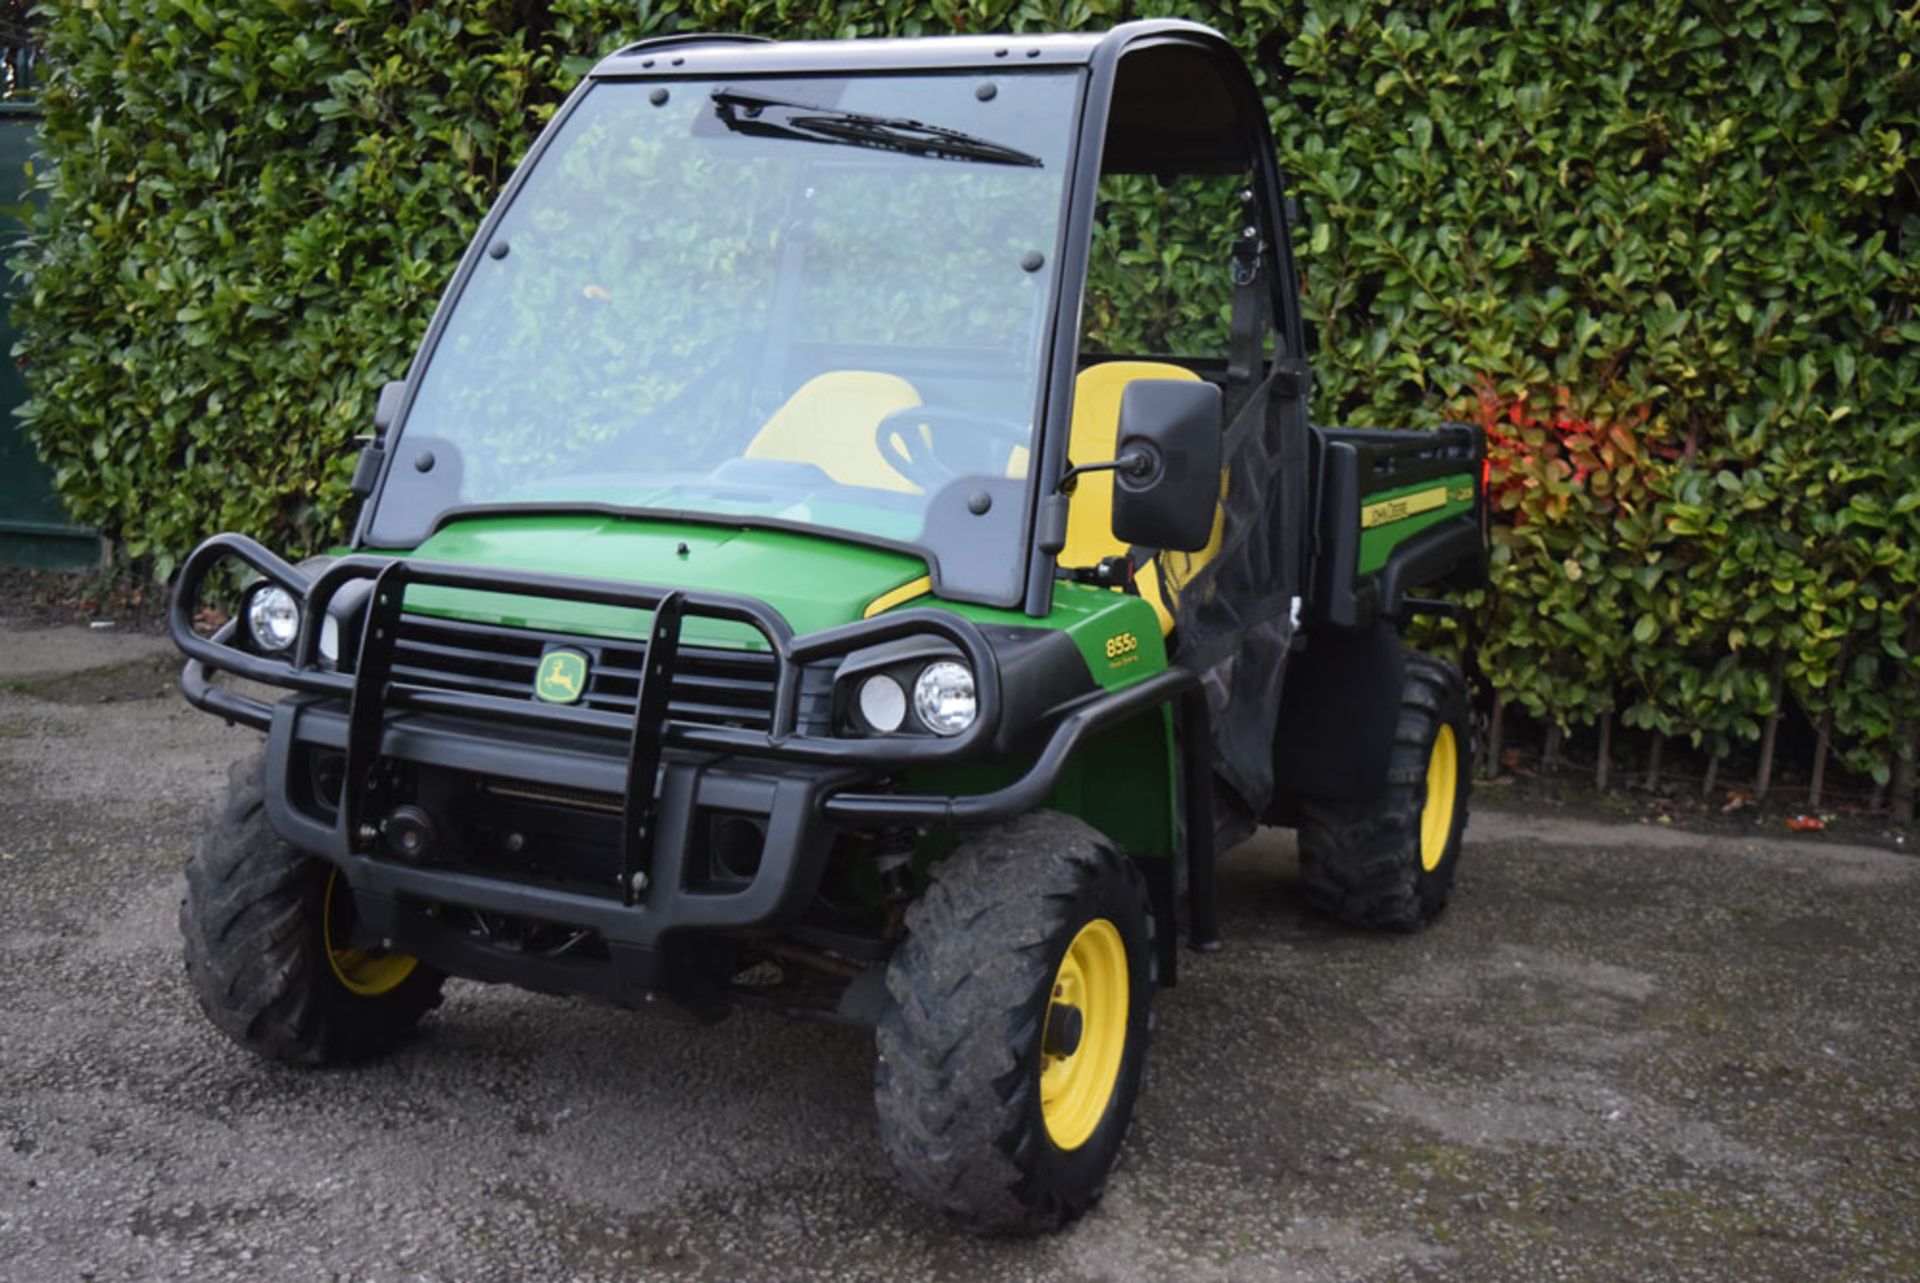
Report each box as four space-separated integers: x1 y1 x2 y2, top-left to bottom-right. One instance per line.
246 585 301 653
912 661 976 736
857 673 907 733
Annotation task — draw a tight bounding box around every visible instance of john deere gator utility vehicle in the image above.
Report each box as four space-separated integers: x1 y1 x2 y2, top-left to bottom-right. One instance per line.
172 19 1486 1233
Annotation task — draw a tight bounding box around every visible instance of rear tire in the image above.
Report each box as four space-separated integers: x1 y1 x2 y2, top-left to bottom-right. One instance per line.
180 754 444 1065
1296 653 1471 932
874 811 1156 1235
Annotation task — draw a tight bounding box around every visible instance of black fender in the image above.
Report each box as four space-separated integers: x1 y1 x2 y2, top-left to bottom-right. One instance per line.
1378 520 1487 623
1266 619 1405 815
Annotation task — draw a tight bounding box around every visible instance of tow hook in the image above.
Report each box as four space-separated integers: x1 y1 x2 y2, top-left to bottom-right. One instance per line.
384 805 437 860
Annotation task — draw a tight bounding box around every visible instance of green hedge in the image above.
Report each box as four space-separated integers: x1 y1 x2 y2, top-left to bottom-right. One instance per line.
13 0 1920 808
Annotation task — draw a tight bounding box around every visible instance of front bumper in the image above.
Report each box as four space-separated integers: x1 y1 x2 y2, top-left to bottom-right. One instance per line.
172 535 1201 993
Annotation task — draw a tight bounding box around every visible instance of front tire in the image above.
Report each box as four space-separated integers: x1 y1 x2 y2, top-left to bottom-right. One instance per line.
874 812 1155 1234
1296 653 1472 931
180 754 444 1065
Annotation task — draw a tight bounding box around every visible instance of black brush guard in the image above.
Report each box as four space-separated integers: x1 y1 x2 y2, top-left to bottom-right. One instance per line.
170 534 1216 982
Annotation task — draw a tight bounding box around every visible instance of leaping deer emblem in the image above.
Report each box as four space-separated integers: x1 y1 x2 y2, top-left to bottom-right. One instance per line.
538 652 588 703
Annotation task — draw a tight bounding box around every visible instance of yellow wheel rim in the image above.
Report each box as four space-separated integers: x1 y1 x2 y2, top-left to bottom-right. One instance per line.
1419 723 1460 873
1039 918 1130 1151
322 868 420 998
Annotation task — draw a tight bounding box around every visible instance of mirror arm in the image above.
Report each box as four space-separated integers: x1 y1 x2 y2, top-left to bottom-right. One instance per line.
1056 448 1155 494
1040 449 1158 558
349 438 388 499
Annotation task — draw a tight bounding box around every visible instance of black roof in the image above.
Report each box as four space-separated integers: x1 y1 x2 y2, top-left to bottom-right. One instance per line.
588 20 1229 81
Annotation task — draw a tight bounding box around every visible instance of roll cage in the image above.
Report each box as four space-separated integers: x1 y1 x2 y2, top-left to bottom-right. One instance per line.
347 19 1307 620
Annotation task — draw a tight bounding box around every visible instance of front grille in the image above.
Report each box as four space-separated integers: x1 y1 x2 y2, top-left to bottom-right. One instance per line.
385 613 778 731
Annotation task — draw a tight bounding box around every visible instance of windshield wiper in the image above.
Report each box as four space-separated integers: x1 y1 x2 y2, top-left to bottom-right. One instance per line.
711 88 1044 169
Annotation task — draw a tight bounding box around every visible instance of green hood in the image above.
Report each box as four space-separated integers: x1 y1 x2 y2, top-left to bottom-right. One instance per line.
401 515 928 649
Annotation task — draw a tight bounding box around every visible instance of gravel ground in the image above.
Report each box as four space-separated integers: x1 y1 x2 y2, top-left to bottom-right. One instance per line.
3 617 1918 1282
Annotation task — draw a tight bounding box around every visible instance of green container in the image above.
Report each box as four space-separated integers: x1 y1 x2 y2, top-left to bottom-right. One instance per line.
0 96 98 570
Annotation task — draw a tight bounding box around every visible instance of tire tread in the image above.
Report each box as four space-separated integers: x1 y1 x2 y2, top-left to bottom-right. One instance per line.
874 812 1153 1235
180 753 443 1066
1296 655 1472 932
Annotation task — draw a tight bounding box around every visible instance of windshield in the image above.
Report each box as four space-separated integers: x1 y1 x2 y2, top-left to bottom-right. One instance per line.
367 70 1082 605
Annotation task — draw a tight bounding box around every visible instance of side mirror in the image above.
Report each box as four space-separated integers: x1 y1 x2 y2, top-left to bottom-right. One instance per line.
1110 380 1222 553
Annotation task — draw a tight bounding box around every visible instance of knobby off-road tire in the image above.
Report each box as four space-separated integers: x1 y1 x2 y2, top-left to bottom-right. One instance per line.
874 811 1156 1235
1296 653 1471 932
180 753 444 1065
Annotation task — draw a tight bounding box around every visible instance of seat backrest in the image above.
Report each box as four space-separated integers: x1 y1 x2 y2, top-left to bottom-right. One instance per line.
744 371 923 493
1062 361 1220 635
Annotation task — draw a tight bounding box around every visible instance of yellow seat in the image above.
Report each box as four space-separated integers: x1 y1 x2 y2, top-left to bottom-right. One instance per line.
1062 361 1225 635
745 371 925 493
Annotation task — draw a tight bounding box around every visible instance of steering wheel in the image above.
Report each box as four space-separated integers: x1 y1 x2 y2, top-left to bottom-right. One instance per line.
873 406 1032 491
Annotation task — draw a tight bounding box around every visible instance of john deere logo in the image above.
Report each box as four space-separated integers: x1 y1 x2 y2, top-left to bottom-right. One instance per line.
535 649 589 704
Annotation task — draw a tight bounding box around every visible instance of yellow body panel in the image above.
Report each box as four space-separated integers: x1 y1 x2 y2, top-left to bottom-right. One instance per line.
861 574 933 619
